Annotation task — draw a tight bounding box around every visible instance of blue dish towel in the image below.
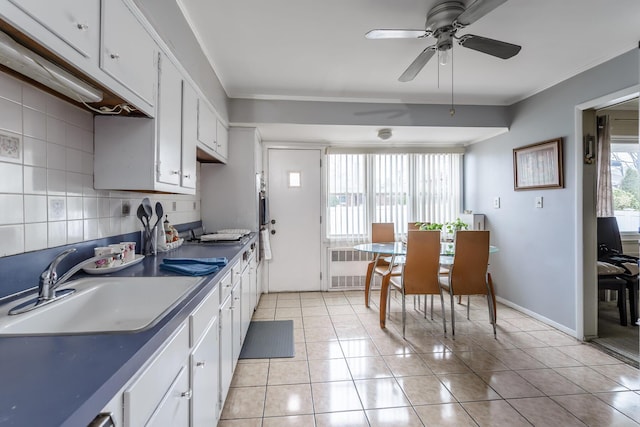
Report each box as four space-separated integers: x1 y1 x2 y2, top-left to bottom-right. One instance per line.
163 257 228 266
160 262 220 276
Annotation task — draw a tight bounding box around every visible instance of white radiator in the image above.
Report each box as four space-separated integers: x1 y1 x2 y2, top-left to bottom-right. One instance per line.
327 247 381 290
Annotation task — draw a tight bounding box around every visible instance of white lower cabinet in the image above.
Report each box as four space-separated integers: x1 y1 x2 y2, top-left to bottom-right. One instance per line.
219 293 234 404
146 367 190 427
190 316 220 426
231 281 242 366
124 323 189 427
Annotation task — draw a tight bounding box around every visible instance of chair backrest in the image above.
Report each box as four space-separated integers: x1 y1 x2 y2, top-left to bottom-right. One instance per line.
597 217 623 254
402 230 441 295
450 230 490 295
372 223 395 243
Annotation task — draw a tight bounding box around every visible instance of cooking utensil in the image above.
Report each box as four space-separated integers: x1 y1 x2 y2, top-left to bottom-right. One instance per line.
153 202 164 231
136 204 148 229
141 197 153 223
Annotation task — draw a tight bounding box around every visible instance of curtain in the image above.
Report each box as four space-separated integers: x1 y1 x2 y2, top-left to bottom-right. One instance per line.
596 115 614 217
326 152 463 242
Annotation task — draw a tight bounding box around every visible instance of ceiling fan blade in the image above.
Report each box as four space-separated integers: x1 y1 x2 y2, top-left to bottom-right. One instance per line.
365 29 430 39
398 46 437 82
458 34 521 59
454 0 508 27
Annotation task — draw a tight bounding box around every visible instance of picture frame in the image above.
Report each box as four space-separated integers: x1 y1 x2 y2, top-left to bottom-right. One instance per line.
513 138 564 190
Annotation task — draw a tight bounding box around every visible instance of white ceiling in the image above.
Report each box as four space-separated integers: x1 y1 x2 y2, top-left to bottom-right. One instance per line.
177 0 640 144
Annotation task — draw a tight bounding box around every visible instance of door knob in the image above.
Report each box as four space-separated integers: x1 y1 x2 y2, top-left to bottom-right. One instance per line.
271 230 276 235
271 219 276 225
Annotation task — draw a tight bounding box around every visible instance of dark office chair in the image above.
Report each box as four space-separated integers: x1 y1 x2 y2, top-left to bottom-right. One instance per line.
597 217 639 326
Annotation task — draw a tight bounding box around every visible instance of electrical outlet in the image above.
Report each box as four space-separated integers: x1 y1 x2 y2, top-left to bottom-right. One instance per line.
121 200 131 216
193 201 197 210
535 196 543 208
493 197 500 209
172 201 177 211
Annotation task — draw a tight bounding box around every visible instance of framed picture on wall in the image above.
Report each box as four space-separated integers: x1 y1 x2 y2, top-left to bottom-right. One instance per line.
513 138 564 190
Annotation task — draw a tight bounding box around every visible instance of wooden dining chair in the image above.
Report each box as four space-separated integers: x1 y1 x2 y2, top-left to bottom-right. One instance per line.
364 223 400 307
385 230 446 337
439 230 496 337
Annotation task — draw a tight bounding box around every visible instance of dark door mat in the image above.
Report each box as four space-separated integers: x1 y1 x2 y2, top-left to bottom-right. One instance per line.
239 320 295 359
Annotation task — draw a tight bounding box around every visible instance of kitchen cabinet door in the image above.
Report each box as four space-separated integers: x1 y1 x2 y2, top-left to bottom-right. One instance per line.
101 0 157 108
216 119 229 161
8 0 99 60
219 294 233 402
181 82 197 189
240 264 252 343
145 367 190 427
156 53 182 187
231 282 242 365
197 98 217 152
191 316 220 426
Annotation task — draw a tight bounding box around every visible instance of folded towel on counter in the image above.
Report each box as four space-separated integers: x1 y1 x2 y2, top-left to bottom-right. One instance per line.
163 257 228 266
159 262 220 276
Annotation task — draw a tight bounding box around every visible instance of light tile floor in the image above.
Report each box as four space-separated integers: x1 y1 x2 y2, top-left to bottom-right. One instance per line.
219 290 640 426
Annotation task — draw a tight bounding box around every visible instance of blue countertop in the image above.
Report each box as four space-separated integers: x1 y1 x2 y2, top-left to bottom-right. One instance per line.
0 235 256 427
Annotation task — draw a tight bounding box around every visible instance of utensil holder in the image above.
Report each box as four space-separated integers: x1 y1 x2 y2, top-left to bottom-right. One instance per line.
142 225 158 256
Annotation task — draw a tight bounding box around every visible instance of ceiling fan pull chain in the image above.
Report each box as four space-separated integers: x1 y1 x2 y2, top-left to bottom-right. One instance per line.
450 45 456 116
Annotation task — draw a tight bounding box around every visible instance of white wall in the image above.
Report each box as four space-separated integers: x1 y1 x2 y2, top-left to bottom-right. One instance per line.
464 48 639 333
0 72 201 257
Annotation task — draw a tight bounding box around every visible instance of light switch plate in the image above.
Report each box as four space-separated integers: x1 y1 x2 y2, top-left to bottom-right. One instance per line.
493 197 500 209
535 196 543 208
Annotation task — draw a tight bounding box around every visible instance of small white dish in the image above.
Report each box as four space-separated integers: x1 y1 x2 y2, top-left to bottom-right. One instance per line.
82 254 145 275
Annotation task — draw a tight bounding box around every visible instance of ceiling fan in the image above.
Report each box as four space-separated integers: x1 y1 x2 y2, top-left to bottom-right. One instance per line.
366 0 521 82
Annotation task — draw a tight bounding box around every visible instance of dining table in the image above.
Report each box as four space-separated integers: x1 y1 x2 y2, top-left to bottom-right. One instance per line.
353 241 499 328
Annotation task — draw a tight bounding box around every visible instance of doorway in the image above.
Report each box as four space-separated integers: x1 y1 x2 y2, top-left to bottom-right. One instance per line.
266 148 322 292
591 98 639 364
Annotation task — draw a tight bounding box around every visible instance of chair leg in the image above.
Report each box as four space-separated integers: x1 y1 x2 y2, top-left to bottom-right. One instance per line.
438 288 447 335
364 261 375 308
466 296 470 320
449 291 456 337
430 294 434 320
402 290 406 338
485 281 497 338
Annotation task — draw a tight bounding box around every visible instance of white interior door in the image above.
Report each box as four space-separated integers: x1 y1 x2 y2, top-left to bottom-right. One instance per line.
267 148 322 292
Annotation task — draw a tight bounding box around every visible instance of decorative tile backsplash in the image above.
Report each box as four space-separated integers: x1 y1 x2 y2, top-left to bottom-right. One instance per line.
0 72 201 257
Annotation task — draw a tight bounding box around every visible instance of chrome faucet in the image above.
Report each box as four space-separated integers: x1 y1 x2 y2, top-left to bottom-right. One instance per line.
9 248 121 315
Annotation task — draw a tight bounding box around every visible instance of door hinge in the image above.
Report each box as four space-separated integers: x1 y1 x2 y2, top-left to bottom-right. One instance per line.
320 158 322 167
320 215 322 224
320 272 322 280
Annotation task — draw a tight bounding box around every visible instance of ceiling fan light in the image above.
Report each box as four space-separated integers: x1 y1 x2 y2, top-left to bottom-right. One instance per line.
439 49 449 65
377 128 393 140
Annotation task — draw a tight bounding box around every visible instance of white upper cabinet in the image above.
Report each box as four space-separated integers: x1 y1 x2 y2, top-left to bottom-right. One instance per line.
7 0 99 60
156 53 182 187
100 0 157 109
94 54 198 194
216 119 229 161
196 98 228 163
181 82 198 189
197 98 217 152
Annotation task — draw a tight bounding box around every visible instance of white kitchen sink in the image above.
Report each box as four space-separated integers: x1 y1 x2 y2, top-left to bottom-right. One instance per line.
0 276 202 336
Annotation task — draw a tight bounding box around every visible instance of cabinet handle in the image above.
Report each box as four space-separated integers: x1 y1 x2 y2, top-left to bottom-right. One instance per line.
171 170 181 175
110 53 120 59
196 361 206 368
76 23 89 31
183 173 191 179
180 389 193 399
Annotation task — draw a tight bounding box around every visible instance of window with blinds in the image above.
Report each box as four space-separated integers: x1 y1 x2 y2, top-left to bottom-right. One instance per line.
326 152 463 241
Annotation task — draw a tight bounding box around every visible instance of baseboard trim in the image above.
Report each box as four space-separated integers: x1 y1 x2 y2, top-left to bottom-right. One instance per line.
496 296 578 339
